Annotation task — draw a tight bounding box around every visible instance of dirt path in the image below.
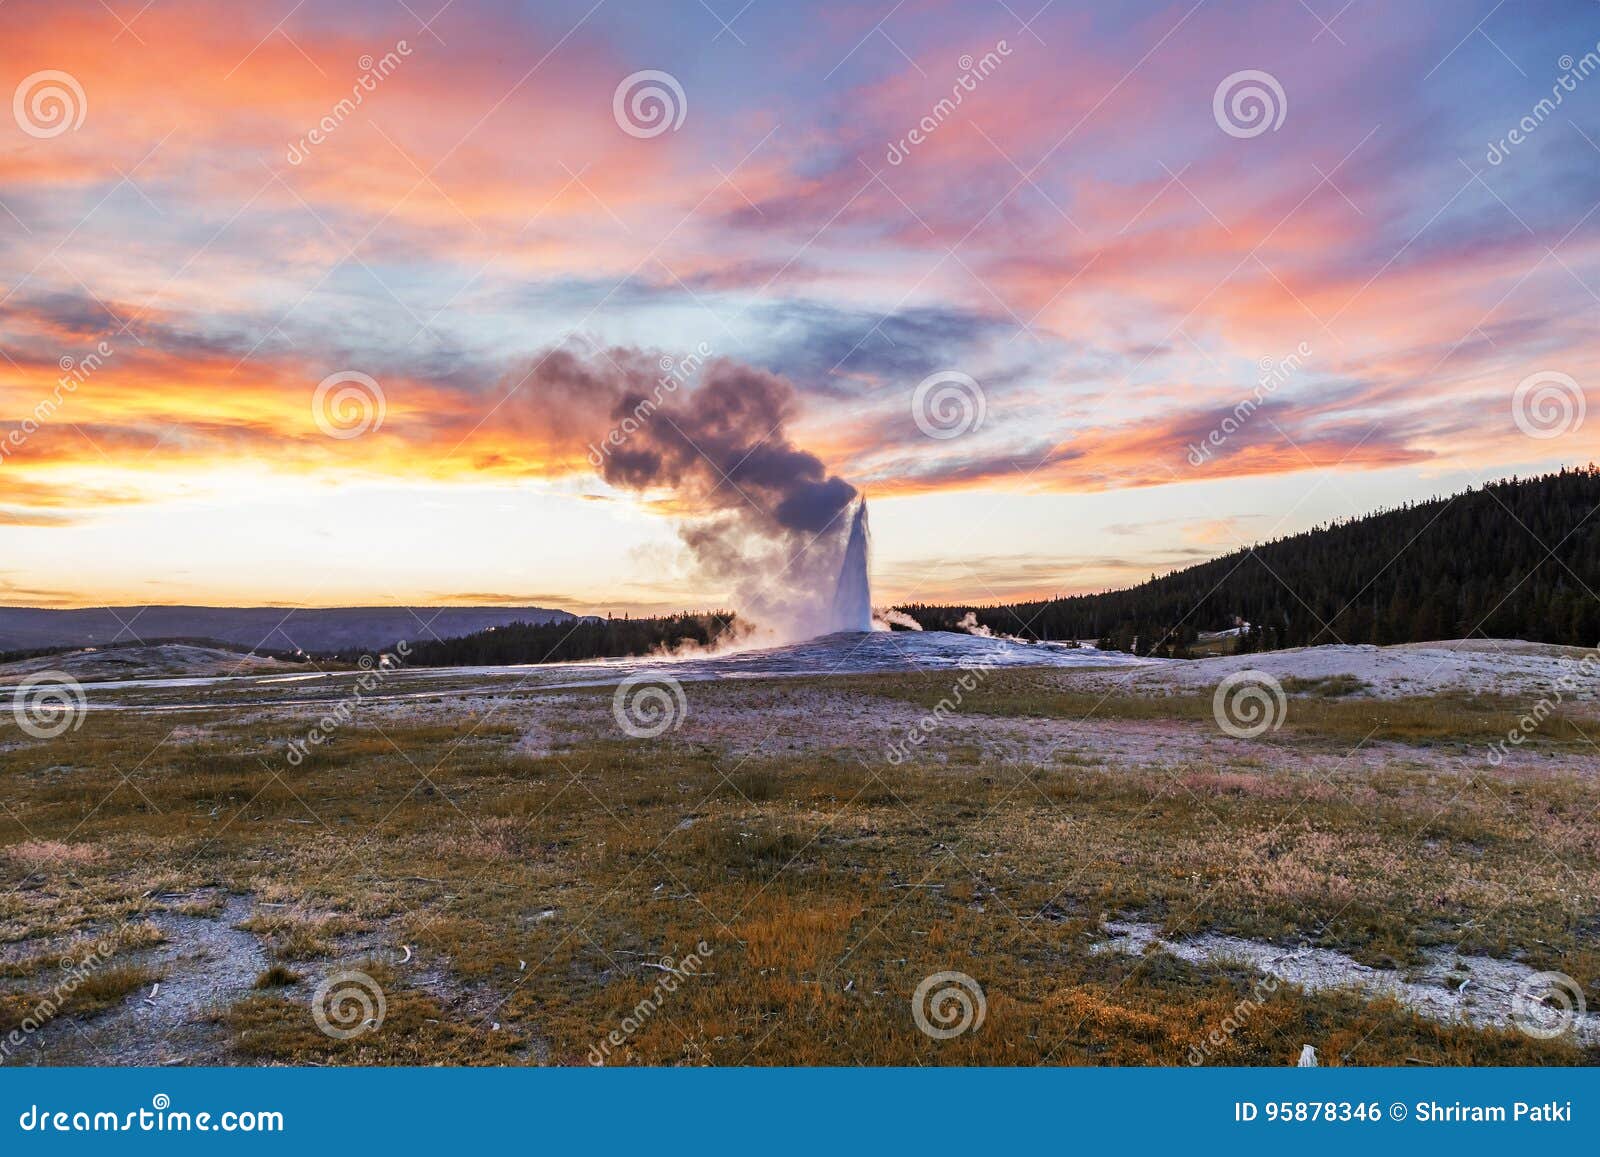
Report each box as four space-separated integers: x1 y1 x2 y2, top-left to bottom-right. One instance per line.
1096 920 1600 1047
14 895 266 1066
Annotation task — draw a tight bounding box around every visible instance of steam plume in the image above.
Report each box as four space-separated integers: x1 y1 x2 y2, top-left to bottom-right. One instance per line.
512 343 862 639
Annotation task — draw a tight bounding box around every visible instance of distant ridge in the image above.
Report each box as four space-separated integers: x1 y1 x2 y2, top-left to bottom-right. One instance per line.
0 605 574 655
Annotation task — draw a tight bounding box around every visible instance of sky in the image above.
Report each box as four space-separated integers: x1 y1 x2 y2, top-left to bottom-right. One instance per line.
2 0 1598 615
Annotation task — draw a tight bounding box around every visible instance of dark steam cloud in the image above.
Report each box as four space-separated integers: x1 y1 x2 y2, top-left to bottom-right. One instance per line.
511 343 860 636
597 354 855 533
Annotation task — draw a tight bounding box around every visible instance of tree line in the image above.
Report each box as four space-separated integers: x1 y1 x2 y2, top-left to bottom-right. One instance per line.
897 466 1600 656
347 611 740 667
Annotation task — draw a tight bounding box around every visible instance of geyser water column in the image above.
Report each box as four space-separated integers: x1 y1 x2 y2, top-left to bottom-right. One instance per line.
827 498 873 633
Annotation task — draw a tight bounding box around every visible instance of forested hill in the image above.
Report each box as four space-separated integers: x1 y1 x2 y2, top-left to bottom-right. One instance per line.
358 612 738 667
899 466 1600 656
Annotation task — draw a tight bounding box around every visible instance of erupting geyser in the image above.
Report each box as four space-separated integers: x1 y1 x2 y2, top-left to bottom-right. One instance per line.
529 340 872 642
826 498 872 633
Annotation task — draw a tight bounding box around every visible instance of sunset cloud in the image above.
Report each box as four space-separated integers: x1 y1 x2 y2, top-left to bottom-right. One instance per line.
2 0 1598 608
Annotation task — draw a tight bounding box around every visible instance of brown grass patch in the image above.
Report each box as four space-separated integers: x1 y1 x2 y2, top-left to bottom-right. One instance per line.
3 840 107 870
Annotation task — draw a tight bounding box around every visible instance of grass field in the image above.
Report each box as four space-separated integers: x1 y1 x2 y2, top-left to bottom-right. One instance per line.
1 665 1596 1066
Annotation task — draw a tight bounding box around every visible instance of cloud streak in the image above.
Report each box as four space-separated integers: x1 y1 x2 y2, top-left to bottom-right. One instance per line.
3 0 1599 606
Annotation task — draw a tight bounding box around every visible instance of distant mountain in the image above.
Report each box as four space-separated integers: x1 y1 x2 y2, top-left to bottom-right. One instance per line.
900 466 1600 656
0 605 574 655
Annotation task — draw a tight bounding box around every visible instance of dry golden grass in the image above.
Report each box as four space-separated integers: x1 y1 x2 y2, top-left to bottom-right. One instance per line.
0 963 159 1035
3 839 106 870
0 671 1595 1065
0 922 166 981
859 669 1600 746
235 911 366 962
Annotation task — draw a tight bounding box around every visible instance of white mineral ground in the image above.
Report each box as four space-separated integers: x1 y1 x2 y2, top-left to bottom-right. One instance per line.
1092 920 1600 1047
4 633 1597 1055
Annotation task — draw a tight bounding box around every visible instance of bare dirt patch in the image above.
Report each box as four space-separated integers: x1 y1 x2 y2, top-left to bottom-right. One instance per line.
8 894 267 1066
